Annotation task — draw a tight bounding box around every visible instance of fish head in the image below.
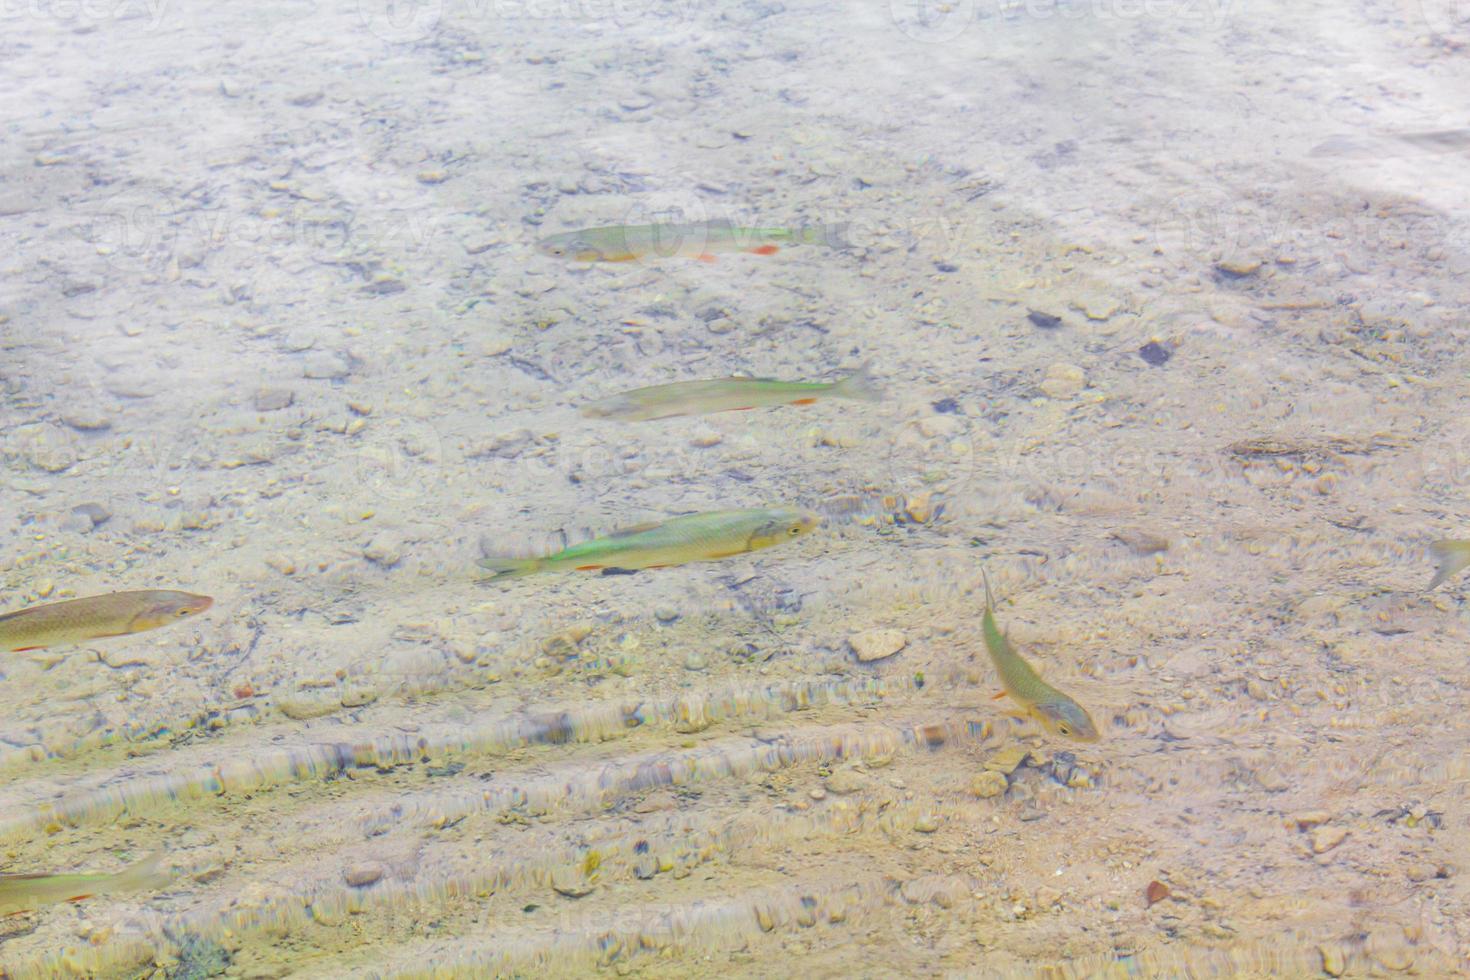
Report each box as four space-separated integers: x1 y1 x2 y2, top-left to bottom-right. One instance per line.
746 508 822 550
1031 698 1101 743
128 592 214 632
579 395 638 420
537 233 607 262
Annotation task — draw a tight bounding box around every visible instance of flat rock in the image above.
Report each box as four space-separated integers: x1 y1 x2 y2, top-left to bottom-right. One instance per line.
849 628 906 662
1039 363 1086 399
824 767 871 795
344 863 384 887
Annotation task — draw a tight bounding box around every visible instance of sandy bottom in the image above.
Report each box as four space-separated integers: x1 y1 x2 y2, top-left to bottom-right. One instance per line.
3 0 1470 976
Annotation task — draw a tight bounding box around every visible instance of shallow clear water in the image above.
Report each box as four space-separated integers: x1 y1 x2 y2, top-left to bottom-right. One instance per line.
2 0 1470 976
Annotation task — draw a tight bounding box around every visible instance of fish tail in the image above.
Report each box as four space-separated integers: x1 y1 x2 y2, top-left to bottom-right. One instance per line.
829 362 882 403
793 223 851 249
476 557 546 580
111 851 173 895
1427 539 1470 590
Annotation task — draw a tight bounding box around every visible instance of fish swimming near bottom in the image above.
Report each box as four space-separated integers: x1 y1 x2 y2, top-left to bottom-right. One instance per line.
1426 540 1470 590
581 364 882 422
478 507 820 579
981 571 1100 743
0 852 172 916
536 220 848 263
0 590 214 653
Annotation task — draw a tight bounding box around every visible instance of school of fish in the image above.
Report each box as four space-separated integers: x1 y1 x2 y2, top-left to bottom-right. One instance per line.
4 213 1467 927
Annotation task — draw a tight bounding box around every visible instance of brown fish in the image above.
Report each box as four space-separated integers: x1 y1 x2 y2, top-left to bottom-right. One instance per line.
0 590 213 653
0 851 171 915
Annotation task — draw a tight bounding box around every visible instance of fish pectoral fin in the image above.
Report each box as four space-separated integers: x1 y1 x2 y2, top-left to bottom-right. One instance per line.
11 645 43 653
697 253 718 263
65 893 95 904
991 691 1008 701
749 244 779 255
790 397 818 405
574 564 605 571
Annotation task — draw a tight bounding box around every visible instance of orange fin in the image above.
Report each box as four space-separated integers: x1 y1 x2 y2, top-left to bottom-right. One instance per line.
991 691 1008 701
697 253 717 263
749 244 779 255
790 397 817 405
574 564 604 571
11 645 42 653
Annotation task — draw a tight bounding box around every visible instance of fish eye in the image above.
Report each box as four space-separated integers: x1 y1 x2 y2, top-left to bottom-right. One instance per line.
1058 724 1071 735
176 608 193 617
788 525 802 535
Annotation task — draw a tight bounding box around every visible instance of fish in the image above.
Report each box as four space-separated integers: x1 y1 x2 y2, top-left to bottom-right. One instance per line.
478 507 820 579
980 571 1100 742
580 364 881 422
0 851 172 916
0 590 214 653
1426 539 1470 590
536 220 848 263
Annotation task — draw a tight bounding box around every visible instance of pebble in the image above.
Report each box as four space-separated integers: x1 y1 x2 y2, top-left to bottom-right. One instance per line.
689 428 722 448
61 410 111 431
1286 810 1332 831
1111 527 1169 555
264 556 296 576
985 745 1031 774
416 170 449 184
63 503 110 533
1319 943 1346 977
1039 363 1086 399
1216 257 1262 278
682 650 707 671
1070 295 1119 320
550 868 594 898
363 533 403 568
278 694 338 720
823 767 870 795
848 628 906 662
1138 341 1172 366
302 352 350 380
343 864 384 887
1311 826 1349 854
1027 310 1063 329
654 607 679 623
1145 880 1170 907
968 770 1008 798
100 647 161 668
904 492 936 523
253 387 295 412
913 813 940 833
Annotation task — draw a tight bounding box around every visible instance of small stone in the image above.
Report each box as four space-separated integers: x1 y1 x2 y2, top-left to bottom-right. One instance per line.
550 868 594 898
984 745 1030 774
1319 943 1346 977
848 628 906 663
633 855 658 879
968 770 1008 798
654 607 679 623
363 533 403 568
1286 810 1332 831
65 503 110 533
344 864 384 887
264 556 296 576
254 387 295 412
683 650 707 671
340 683 378 708
1311 825 1349 854
689 429 722 448
1111 527 1169 555
1039 363 1086 399
278 694 337 720
904 492 936 523
705 317 735 334
1027 310 1062 329
824 767 870 795
1216 258 1262 278
416 170 449 184
1145 880 1170 907
61 410 111 431
1071 295 1119 320
302 352 350 380
100 647 162 668
913 813 939 833
1138 341 1172 366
